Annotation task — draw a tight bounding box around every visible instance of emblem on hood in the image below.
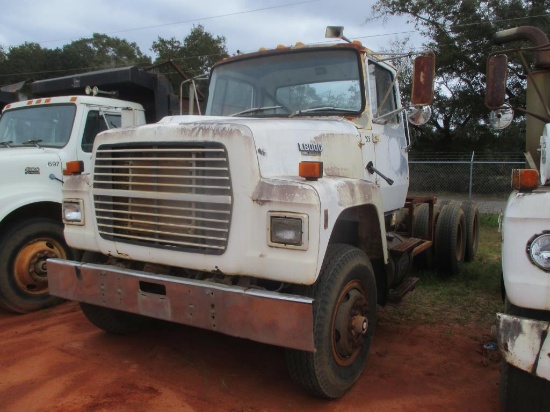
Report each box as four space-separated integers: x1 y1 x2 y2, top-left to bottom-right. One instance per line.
25 167 40 175
298 143 322 156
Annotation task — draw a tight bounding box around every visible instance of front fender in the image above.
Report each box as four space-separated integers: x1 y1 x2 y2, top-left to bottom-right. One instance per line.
0 180 63 224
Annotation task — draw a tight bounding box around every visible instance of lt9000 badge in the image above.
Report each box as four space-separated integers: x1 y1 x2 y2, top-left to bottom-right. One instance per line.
25 167 40 175
298 143 322 156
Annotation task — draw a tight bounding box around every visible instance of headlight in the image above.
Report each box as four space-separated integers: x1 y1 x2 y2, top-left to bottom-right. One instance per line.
62 199 84 225
528 233 550 271
267 212 308 250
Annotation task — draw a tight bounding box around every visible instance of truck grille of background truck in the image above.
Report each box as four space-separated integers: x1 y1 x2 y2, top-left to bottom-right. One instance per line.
92 142 232 255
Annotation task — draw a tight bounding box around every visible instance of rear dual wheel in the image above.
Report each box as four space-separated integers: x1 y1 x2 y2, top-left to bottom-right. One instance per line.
435 204 466 276
460 200 479 262
285 244 377 398
413 203 440 269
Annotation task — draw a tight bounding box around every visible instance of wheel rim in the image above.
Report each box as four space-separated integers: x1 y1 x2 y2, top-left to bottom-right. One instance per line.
13 238 67 295
332 280 369 366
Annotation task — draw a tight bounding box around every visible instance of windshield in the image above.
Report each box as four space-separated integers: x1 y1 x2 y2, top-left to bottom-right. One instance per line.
0 104 76 147
206 49 364 117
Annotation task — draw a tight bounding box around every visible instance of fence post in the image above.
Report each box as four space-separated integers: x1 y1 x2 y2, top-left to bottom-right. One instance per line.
469 151 475 199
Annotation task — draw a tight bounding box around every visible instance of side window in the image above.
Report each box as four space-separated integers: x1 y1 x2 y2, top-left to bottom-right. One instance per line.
368 63 398 123
81 111 120 152
210 77 254 115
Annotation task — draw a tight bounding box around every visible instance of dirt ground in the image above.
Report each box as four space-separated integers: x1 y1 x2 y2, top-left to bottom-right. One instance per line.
0 302 500 412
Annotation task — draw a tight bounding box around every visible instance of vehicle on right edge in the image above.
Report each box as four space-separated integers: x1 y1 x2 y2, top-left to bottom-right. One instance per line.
485 26 550 411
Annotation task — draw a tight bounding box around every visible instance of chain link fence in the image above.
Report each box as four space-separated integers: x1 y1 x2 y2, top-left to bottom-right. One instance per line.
408 152 525 213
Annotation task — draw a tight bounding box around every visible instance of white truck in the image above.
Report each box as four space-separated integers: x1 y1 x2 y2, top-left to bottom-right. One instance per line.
0 65 179 313
485 26 550 411
47 27 477 398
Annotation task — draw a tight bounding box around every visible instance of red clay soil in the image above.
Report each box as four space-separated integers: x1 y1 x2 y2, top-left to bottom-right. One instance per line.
0 302 500 412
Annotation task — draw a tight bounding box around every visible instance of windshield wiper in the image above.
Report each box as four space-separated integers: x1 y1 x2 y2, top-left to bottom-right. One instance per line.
0 140 13 147
289 106 357 118
230 105 283 116
22 139 43 147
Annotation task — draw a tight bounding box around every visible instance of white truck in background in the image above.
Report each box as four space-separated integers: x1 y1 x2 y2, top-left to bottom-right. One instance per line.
485 26 550 411
0 65 180 313
47 27 478 398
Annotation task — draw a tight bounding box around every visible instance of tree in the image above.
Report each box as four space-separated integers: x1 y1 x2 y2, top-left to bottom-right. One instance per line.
0 42 59 85
370 0 549 152
61 33 151 74
151 25 229 94
0 34 151 87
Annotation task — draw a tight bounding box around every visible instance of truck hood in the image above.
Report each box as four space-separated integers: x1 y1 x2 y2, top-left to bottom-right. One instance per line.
156 115 365 179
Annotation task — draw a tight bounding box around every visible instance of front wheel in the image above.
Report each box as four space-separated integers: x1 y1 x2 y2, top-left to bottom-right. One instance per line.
0 218 75 313
79 252 153 334
499 298 550 411
285 244 377 398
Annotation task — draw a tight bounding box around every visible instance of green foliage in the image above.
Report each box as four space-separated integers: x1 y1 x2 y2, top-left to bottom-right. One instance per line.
151 24 229 94
370 0 549 153
0 34 151 86
61 33 151 74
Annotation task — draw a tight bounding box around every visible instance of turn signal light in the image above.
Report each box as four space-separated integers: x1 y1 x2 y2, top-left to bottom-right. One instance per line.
63 160 84 176
299 161 323 181
511 169 539 190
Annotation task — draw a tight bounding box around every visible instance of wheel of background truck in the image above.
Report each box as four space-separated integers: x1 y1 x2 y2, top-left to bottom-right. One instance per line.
435 204 466 276
460 200 480 262
412 203 439 270
499 298 550 411
79 252 153 334
0 218 74 313
285 244 377 399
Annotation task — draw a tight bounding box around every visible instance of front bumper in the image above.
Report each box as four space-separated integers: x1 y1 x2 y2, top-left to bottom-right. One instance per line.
47 258 315 352
496 313 550 381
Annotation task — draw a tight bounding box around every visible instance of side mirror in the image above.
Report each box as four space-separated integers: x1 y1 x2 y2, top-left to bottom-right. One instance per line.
411 52 435 106
325 26 351 43
485 54 508 109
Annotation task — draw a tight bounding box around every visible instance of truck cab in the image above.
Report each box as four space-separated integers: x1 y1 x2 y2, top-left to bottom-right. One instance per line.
485 26 550 411
0 95 145 313
0 64 182 314
47 28 474 399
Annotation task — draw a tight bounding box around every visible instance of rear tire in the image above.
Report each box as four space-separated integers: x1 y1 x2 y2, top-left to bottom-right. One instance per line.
435 204 466 276
413 203 439 270
285 244 377 399
0 218 74 313
460 200 479 262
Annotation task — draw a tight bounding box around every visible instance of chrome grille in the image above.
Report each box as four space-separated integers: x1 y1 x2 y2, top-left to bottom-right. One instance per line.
93 142 232 255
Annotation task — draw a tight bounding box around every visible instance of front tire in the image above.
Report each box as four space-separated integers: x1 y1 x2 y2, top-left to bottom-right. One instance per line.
285 244 377 398
80 303 153 335
0 218 74 313
79 252 153 334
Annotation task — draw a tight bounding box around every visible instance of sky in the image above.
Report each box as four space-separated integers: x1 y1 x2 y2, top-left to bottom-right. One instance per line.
0 0 426 60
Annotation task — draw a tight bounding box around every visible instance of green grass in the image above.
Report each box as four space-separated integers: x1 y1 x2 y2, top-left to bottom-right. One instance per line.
380 213 504 328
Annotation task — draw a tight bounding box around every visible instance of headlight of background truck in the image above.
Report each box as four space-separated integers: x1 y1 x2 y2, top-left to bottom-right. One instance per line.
267 212 308 250
527 233 550 271
62 199 84 225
